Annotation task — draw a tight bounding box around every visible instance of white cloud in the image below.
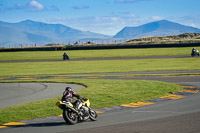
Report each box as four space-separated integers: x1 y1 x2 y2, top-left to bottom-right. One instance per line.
110 17 118 21
152 16 163 20
41 14 140 35
190 23 196 27
7 0 59 12
29 0 44 11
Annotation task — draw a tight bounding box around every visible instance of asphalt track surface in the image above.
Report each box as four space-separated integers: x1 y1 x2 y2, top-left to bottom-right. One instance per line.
0 55 197 63
0 55 200 133
0 83 85 109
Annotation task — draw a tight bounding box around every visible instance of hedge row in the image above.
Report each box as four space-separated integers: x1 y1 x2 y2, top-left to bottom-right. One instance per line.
0 42 200 52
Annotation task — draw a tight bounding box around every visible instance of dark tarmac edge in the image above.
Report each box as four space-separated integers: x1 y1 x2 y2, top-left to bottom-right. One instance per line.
0 55 196 63
61 112 200 133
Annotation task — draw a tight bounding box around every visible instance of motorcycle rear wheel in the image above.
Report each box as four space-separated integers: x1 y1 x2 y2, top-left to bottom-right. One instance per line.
63 110 78 125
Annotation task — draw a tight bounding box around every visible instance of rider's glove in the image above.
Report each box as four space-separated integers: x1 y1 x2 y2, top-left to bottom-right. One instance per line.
83 97 88 101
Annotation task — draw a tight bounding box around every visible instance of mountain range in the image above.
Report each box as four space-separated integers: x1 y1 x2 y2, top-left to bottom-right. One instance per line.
0 19 200 47
113 20 200 39
0 20 110 47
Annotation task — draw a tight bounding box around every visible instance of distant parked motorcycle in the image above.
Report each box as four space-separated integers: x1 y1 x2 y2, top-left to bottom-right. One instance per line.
191 48 199 57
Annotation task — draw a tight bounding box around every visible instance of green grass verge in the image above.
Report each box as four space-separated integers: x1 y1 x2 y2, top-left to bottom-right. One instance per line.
0 47 197 125
0 58 199 77
0 47 199 61
0 79 182 125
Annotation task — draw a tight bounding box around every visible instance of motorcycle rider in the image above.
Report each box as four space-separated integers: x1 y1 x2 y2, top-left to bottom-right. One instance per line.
192 48 199 56
63 52 69 60
61 87 87 111
192 48 196 54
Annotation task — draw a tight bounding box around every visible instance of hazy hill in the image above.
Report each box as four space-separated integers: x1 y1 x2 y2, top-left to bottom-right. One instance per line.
0 20 110 47
125 33 200 44
113 20 200 39
1 19 200 47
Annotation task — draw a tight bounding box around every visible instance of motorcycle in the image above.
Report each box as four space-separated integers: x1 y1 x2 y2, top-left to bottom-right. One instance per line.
56 98 97 125
191 49 199 57
63 53 69 60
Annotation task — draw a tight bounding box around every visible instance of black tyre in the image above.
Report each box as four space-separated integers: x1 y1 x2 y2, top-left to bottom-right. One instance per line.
89 110 97 121
63 109 78 125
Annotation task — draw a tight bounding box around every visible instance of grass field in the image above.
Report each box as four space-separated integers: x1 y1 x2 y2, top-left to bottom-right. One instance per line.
0 58 199 77
0 79 182 125
0 47 199 125
0 46 199 61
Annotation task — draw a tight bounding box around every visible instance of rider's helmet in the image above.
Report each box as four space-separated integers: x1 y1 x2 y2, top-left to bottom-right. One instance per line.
65 87 72 92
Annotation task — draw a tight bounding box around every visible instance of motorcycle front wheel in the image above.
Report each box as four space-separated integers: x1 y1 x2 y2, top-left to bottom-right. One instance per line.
89 110 97 121
63 109 78 125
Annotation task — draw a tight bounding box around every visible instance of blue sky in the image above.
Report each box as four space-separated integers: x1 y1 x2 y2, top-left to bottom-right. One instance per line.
0 0 200 35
